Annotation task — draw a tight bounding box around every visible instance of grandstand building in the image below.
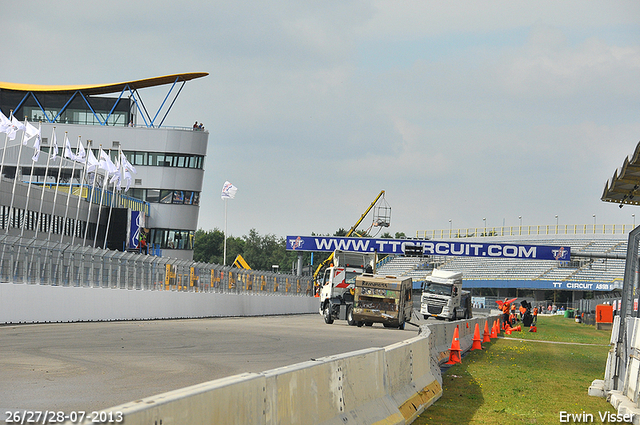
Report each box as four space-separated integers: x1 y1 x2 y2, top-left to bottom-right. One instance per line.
377 229 627 304
0 73 208 260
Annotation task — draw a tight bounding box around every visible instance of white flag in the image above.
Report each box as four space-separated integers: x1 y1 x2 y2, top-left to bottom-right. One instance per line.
221 181 238 199
8 116 24 141
99 149 117 175
123 169 132 192
119 151 136 174
110 156 122 190
31 133 41 162
24 120 40 145
86 148 99 172
63 134 74 159
50 131 59 160
75 142 86 162
0 111 12 134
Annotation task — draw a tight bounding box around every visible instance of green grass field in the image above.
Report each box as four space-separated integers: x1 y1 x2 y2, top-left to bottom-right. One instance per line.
414 315 617 425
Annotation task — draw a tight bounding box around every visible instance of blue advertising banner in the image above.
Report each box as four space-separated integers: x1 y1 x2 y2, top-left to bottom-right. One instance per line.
462 279 617 292
129 210 143 249
286 235 570 261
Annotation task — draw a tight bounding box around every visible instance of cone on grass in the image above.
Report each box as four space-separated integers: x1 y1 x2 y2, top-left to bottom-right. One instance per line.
529 325 537 332
490 320 497 339
445 325 462 364
505 324 521 335
482 321 491 343
471 323 483 350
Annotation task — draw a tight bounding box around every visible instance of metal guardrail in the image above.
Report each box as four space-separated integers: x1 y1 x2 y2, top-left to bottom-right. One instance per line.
0 235 313 296
417 224 635 240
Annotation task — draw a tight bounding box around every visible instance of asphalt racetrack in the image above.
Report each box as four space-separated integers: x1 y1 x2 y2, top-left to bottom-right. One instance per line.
0 313 427 417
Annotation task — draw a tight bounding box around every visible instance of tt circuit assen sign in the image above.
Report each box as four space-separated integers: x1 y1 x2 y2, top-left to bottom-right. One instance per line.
286 235 571 261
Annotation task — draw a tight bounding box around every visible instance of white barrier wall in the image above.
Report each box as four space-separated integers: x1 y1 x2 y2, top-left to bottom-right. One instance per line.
591 316 640 424
65 315 501 425
0 283 318 324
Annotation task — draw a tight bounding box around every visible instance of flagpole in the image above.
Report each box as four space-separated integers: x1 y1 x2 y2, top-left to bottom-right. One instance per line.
58 135 81 244
6 119 28 236
103 177 118 250
0 111 14 279
83 168 98 246
47 133 66 242
34 127 55 240
71 138 87 246
93 147 109 248
103 147 121 250
20 122 41 238
223 198 228 266
0 111 12 183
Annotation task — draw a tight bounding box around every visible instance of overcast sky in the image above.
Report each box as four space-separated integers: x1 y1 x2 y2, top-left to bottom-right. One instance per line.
2 1 640 239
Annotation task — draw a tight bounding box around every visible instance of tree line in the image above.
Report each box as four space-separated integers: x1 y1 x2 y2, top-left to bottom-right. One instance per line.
193 228 407 273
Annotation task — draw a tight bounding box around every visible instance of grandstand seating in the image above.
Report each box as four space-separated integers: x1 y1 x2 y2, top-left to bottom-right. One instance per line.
377 235 627 287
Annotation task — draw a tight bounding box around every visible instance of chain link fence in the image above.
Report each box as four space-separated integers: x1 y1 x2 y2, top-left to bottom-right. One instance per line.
0 235 314 296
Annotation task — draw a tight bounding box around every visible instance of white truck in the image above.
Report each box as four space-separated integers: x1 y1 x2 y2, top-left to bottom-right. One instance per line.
420 269 472 321
319 250 376 326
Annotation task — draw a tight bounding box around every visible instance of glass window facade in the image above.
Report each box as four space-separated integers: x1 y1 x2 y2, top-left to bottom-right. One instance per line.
127 188 200 206
150 229 194 250
121 150 204 170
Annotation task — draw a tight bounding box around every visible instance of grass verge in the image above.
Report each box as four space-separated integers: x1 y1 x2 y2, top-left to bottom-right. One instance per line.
413 315 616 425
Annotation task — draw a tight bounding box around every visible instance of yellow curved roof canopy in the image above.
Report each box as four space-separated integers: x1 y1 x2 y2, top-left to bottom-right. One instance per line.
0 72 208 95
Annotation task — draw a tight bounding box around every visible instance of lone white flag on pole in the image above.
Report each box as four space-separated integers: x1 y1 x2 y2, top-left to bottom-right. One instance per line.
221 181 238 199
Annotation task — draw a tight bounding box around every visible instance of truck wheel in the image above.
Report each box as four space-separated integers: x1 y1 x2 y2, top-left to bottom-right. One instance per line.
323 304 334 324
449 308 456 322
423 315 429 320
356 321 364 327
398 313 405 330
347 305 356 326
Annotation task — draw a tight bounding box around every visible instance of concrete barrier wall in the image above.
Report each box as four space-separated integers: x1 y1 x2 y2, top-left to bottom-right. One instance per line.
0 283 318 324
66 314 502 425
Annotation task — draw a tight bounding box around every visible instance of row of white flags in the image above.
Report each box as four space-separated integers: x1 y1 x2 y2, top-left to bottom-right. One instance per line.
0 111 136 192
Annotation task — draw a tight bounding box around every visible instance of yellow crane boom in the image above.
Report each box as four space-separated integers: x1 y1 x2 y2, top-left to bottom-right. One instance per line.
312 190 387 282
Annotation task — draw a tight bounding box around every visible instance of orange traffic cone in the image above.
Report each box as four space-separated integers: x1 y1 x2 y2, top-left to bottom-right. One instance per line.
504 322 512 335
529 325 537 332
446 325 462 364
511 325 521 332
482 321 491 343
471 323 483 350
490 320 497 339
466 322 469 329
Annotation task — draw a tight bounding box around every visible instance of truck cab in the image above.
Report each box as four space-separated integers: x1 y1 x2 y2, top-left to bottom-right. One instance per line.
319 250 375 325
420 269 472 321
